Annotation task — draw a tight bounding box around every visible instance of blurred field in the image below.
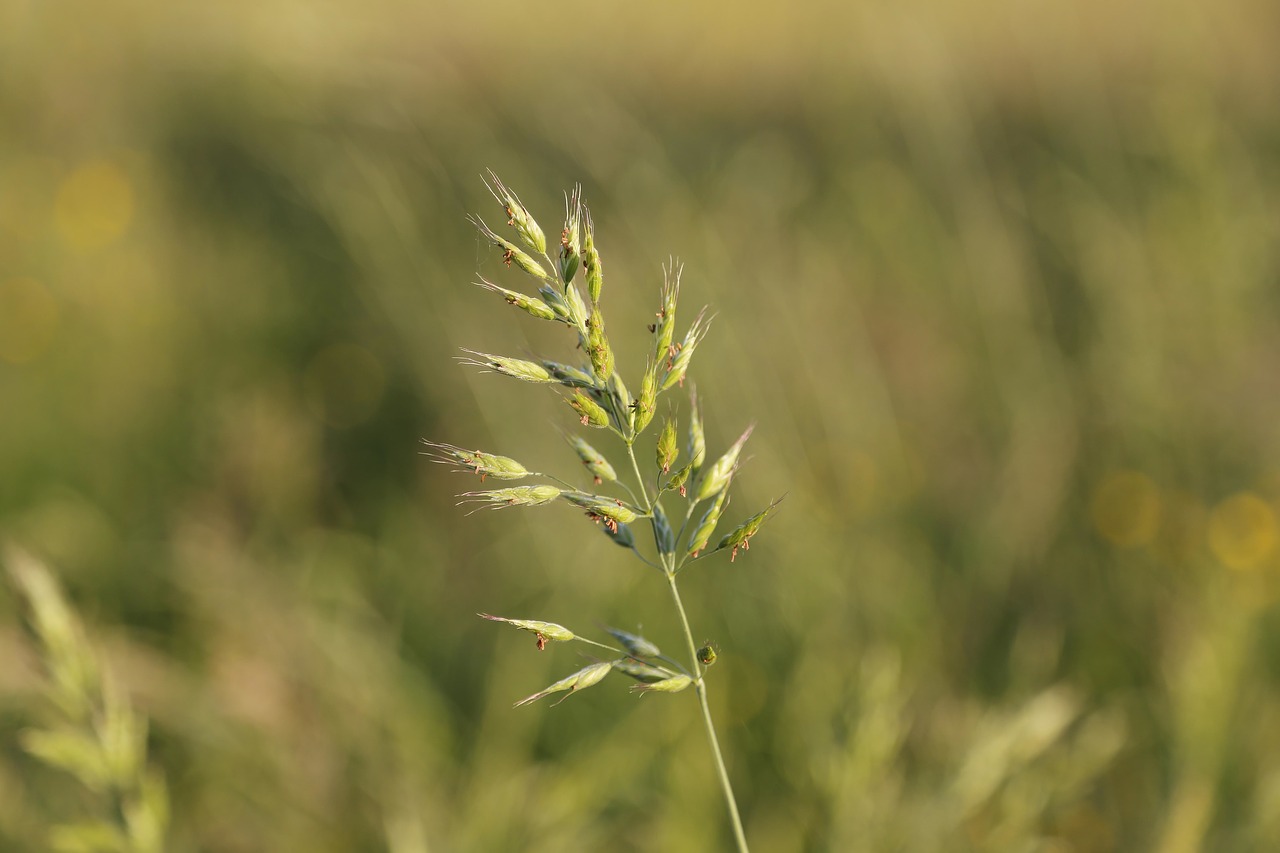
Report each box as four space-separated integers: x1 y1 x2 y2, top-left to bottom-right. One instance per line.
4 0 1280 850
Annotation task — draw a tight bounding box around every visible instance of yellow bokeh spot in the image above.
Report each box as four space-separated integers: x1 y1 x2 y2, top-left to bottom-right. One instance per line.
1207 492 1277 571
0 277 60 363
1091 470 1161 548
304 344 385 428
54 159 135 251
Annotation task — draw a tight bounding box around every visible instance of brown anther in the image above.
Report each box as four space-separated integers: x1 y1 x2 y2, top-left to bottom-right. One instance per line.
502 249 514 267
579 414 590 426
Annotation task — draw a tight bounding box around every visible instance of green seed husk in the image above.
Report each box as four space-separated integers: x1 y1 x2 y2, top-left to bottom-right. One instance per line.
460 485 563 509
469 215 551 282
483 170 547 255
656 417 679 474
514 660 612 707
661 307 711 391
459 350 557 384
560 186 582 285
698 642 719 666
421 441 531 480
607 373 634 434
586 306 614 381
562 492 641 526
475 277 557 321
716 495 786 561
694 424 754 503
687 477 732 557
583 207 604 304
563 433 617 484
632 674 693 694
633 360 658 434
569 390 610 428
479 613 575 643
653 262 680 367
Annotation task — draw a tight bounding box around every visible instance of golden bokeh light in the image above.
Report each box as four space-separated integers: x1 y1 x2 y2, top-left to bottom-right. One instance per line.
54 159 135 251
1206 492 1277 571
1090 470 1161 549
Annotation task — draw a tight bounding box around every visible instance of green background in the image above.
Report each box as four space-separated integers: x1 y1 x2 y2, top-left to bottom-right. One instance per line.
4 0 1280 849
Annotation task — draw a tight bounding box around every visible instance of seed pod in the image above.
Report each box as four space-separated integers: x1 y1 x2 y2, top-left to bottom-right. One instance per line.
716 495 785 561
536 283 572 322
612 658 673 684
459 485 563 510
514 660 612 708
564 434 617 484
421 441 530 480
687 480 731 557
656 417 679 474
694 424 754 503
585 306 614 381
583 207 604 304
568 390 610 428
661 308 711 391
559 186 582 285
652 501 676 555
478 613 575 649
469 215 551 282
475 277 557 321
633 360 658 434
483 170 547 255
459 350 556 384
632 674 693 694
602 626 662 658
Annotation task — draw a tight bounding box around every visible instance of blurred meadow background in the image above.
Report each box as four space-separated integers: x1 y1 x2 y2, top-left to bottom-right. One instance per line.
4 0 1280 850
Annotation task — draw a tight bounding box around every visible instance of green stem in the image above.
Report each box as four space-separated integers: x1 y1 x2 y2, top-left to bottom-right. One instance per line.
665 572 750 853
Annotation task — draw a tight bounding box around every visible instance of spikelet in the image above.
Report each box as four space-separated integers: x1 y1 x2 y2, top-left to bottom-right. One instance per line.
483 170 546 255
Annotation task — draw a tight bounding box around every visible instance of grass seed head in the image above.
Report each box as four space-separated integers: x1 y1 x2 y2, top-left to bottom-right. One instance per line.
694 424 754 503
514 660 613 708
559 186 583 285
716 495 786 561
661 307 711 391
633 359 658 434
563 492 641 529
697 642 719 666
469 215 551 282
422 441 531 480
652 501 676 555
631 674 693 694
568 389 610 428
479 613 576 649
483 170 547 255
656 417 679 473
475 277 557 321
585 306 615 381
653 262 680 367
687 479 732 558
459 350 557 384
604 522 636 549
687 386 707 482
564 434 617 484
460 485 563 510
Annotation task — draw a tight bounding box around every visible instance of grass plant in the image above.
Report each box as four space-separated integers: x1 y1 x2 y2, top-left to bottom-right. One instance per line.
424 173 785 852
6 547 168 853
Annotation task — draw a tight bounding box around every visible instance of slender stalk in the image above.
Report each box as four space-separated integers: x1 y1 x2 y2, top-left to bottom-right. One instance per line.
665 572 750 853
